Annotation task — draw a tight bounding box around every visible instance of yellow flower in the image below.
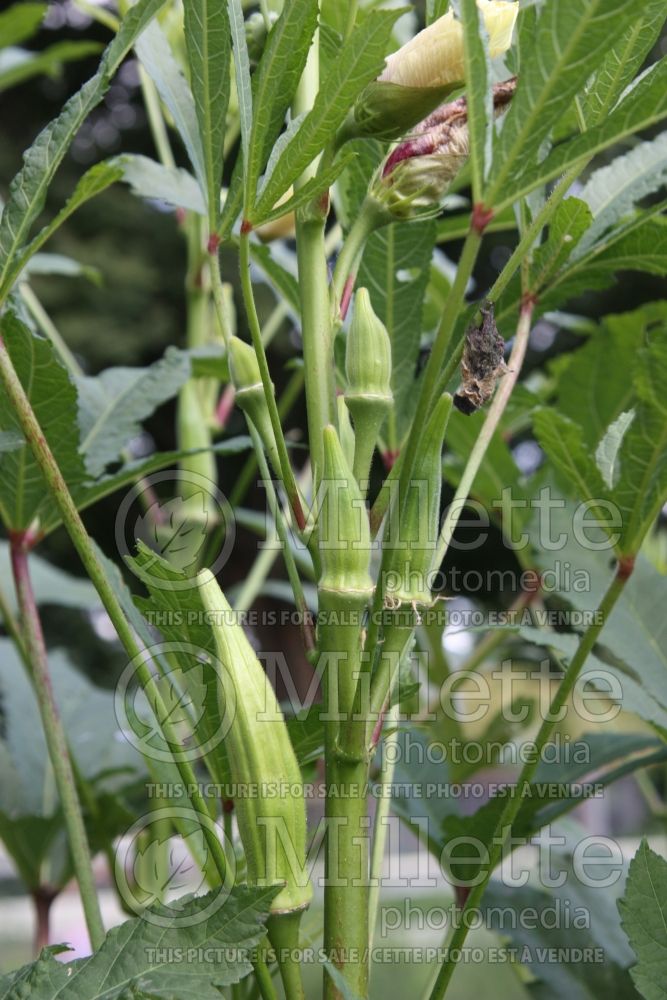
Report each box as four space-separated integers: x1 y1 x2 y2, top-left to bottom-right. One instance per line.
379 0 518 90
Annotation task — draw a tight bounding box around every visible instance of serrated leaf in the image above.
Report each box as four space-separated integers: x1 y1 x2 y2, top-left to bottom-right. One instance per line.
252 8 403 221
76 349 192 478
619 840 667 1000
119 153 205 214
506 56 667 210
596 409 635 489
0 0 167 299
582 0 667 125
358 218 437 440
0 312 86 531
251 150 354 226
135 20 206 199
227 0 253 169
529 196 593 292
183 0 230 230
2 159 123 296
145 664 208 734
20 885 277 999
487 0 637 207
246 0 319 207
455 0 492 199
576 134 667 257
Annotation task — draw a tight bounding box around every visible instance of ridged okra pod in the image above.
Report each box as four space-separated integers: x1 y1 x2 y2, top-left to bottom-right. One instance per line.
317 426 373 999
196 569 312 917
344 289 393 495
382 392 452 607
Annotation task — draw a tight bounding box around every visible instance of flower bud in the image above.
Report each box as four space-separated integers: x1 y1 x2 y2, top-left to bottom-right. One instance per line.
227 336 281 475
383 393 452 607
345 289 393 491
197 569 312 915
352 0 518 139
371 79 516 220
318 425 374 599
245 10 278 66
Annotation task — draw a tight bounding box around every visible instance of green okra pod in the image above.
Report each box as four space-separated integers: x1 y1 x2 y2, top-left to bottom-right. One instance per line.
197 569 312 916
228 335 282 478
344 288 393 494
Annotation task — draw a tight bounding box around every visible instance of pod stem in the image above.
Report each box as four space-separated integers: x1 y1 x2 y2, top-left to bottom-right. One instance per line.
268 911 306 1000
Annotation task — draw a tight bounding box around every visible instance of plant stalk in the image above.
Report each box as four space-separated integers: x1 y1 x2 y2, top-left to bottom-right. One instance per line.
10 538 105 951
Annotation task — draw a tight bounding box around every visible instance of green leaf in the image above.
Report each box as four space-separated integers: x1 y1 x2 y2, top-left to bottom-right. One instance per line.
21 886 277 999
586 217 667 279
532 409 608 523
582 0 667 125
529 197 593 292
183 0 231 230
135 20 206 198
487 0 637 207
0 3 46 49
252 7 403 221
619 840 667 1000
24 253 101 283
251 150 354 225
246 0 319 206
575 133 667 256
455 0 492 200
227 0 253 169
614 335 667 551
0 0 167 299
0 40 103 94
119 153 206 215
596 410 635 489
2 159 124 296
76 348 193 478
358 218 437 440
507 56 667 210
0 312 86 532
126 543 229 784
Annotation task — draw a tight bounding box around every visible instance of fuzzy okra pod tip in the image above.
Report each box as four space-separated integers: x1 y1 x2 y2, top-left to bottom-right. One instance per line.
196 569 312 916
227 335 282 477
345 289 393 492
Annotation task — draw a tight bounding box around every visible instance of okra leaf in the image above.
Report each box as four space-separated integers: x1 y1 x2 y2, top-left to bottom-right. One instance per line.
135 20 205 195
251 7 403 222
581 0 667 126
227 0 253 168
619 840 667 1000
528 505 667 734
119 153 206 215
250 150 354 226
245 0 319 208
0 40 103 95
0 542 99 611
358 218 437 442
76 349 193 478
574 133 667 257
183 0 231 231
14 886 277 999
3 159 124 295
501 55 667 211
533 410 609 524
0 3 46 50
527 196 593 293
486 0 637 208
0 311 86 532
0 0 167 300
24 252 100 283
126 543 230 785
454 0 492 200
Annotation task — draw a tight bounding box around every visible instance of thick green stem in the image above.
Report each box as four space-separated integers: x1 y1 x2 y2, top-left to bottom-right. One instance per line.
368 700 399 950
428 563 631 1000
0 331 229 886
10 539 105 950
296 216 334 486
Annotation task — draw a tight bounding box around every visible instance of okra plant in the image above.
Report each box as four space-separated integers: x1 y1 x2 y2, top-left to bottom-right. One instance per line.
1 1 667 999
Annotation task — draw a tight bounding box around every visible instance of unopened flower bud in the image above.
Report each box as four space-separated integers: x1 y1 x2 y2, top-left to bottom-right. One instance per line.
227 336 281 475
352 0 518 140
371 79 516 220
